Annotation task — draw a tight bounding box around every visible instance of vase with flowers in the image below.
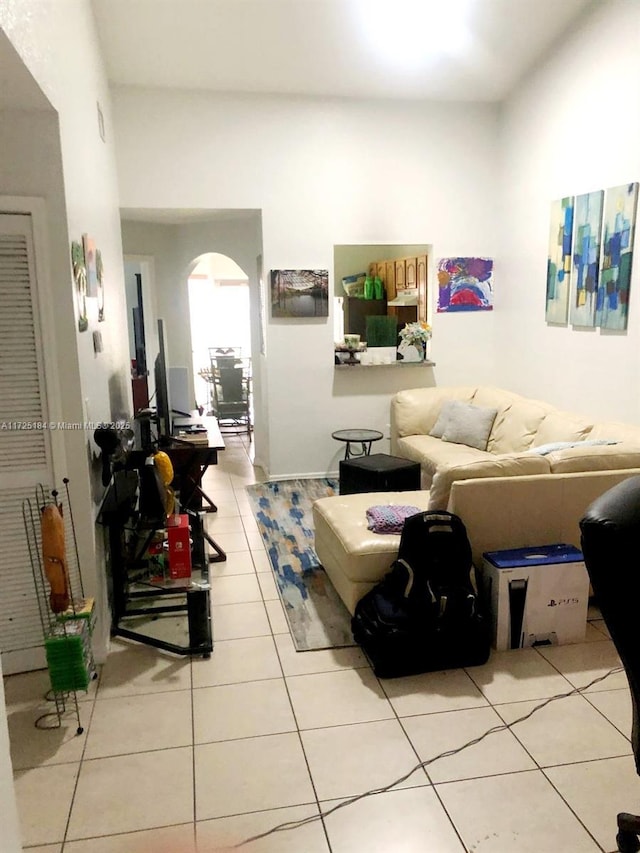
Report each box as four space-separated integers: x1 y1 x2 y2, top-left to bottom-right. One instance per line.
398 321 431 361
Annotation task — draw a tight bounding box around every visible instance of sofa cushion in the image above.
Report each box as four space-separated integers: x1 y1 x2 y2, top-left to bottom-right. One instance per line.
396 434 491 487
546 444 640 473
392 386 477 440
529 439 618 455
471 386 525 410
440 401 498 451
447 470 640 570
589 421 640 444
428 452 552 509
313 490 432 585
533 410 594 446
486 400 552 454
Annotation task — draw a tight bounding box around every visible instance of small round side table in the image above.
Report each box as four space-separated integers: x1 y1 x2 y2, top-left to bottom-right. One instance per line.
332 428 383 459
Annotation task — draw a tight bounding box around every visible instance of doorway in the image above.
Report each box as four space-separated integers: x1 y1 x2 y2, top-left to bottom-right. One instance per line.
119 209 266 469
188 253 252 432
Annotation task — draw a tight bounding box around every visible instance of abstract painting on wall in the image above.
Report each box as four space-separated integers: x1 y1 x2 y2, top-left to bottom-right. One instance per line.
96 248 105 322
595 182 639 330
546 196 574 324
570 190 604 327
82 233 98 297
271 269 329 318
71 240 88 332
436 257 494 312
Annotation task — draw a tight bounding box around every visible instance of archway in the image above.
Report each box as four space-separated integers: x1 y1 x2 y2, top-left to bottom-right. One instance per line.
188 253 252 431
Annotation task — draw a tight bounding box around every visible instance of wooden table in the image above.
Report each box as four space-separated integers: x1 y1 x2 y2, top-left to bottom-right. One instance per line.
169 416 226 563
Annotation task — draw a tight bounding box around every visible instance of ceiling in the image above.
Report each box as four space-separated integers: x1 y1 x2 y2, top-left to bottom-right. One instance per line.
92 0 595 103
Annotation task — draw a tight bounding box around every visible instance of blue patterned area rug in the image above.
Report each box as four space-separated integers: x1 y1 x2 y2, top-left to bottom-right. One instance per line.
245 477 356 651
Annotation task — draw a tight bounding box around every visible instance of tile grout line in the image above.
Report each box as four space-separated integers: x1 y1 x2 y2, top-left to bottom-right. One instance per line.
238 457 337 836
377 670 468 851
59 675 100 850
269 598 335 853
541 767 610 852
201 442 332 846
200 437 334 849
189 652 198 849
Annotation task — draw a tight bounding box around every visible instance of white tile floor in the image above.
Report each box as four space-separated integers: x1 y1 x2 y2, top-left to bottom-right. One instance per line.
5 435 640 852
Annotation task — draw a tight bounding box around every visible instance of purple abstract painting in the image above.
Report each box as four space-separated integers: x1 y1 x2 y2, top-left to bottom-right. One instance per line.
436 257 494 313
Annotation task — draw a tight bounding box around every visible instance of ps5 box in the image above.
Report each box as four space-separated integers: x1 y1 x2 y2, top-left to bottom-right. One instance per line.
481 544 589 650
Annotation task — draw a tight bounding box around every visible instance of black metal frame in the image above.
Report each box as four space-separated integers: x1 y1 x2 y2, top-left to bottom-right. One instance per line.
98 471 215 658
164 443 227 563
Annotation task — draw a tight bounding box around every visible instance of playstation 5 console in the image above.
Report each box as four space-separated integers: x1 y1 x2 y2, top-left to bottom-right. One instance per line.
481 544 589 651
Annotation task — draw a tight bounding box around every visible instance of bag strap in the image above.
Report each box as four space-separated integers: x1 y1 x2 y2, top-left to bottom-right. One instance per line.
396 558 414 598
397 558 437 604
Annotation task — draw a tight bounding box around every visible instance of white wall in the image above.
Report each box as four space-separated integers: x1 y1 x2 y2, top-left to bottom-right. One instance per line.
498 0 640 421
114 90 500 476
1 0 132 666
0 1 131 841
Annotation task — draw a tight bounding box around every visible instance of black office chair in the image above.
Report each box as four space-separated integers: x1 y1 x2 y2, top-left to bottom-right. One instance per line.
580 476 640 853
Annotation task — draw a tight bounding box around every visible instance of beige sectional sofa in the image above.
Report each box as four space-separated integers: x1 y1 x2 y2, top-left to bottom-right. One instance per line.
314 385 640 614
391 385 640 509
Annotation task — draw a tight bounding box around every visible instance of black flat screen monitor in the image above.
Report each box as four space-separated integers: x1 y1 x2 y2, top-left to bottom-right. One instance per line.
132 306 147 376
154 318 172 444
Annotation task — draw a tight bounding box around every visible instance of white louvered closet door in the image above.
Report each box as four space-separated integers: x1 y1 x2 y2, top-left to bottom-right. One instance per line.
0 213 56 674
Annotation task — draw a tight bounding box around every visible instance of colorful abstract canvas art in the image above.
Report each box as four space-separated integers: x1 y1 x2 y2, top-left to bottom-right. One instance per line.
82 233 98 297
546 196 574 324
436 257 494 312
570 190 604 327
595 182 638 330
96 248 105 321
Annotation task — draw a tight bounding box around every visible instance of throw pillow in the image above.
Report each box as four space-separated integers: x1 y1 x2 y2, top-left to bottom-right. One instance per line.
430 400 459 438
441 401 498 451
366 505 422 534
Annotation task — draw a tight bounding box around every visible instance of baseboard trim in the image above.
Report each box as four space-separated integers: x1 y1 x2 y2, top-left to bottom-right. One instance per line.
267 471 339 482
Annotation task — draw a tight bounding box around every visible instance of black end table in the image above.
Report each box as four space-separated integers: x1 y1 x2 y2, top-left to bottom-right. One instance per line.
332 428 383 459
339 453 421 495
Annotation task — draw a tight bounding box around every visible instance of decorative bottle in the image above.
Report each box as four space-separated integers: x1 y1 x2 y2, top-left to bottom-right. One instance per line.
364 275 374 300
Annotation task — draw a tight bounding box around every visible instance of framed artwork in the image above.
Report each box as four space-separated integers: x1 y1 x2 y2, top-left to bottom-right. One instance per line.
96 248 105 321
570 190 604 327
595 182 639 330
545 196 574 324
436 257 494 312
83 233 98 297
271 269 329 318
71 240 88 332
